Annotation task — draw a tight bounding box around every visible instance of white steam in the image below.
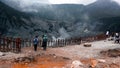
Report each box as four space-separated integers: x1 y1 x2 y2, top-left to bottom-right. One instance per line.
58 27 70 39
50 27 70 46
0 0 50 12
51 27 70 40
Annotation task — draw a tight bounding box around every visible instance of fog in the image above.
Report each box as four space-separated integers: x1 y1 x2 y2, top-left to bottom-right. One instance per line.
1 0 119 12
0 0 120 38
113 0 120 5
0 0 96 12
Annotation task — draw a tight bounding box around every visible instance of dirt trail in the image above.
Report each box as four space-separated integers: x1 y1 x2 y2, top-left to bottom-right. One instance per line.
0 40 120 68
47 40 120 59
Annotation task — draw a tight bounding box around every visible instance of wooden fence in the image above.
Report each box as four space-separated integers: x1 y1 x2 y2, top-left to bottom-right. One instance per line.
0 37 21 53
81 34 106 42
0 34 106 53
0 37 81 52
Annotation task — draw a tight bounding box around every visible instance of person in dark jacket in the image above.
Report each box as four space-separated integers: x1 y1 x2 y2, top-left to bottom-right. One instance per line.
33 36 39 51
42 35 48 50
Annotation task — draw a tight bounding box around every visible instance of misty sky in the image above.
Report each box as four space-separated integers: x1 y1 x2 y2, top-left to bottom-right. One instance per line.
113 0 120 4
1 0 120 11
1 0 120 7
49 0 97 5
2 0 97 5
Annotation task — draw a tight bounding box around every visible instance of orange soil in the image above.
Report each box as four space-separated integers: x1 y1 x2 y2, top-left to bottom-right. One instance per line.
12 55 69 68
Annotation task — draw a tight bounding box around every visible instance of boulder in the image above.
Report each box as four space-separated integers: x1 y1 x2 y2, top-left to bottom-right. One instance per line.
71 60 83 68
83 43 92 47
0 52 4 56
97 59 106 63
90 58 98 68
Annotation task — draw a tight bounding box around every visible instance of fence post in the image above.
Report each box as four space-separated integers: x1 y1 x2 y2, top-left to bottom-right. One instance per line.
52 40 55 48
0 35 1 51
0 35 1 50
13 38 16 52
56 39 58 47
9 37 12 51
30 39 32 47
23 39 25 47
47 40 49 47
50 40 52 47
62 39 65 46
6 37 9 52
25 39 27 47
39 40 42 47
16 38 21 52
3 37 5 52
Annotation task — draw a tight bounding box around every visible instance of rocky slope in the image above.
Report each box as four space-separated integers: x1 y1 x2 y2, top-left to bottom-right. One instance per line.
0 0 120 38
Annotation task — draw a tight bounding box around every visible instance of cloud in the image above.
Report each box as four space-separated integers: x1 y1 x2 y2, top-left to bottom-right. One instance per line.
18 0 50 8
77 0 97 5
0 0 50 12
112 0 120 5
49 0 97 5
1 0 50 8
1 0 97 7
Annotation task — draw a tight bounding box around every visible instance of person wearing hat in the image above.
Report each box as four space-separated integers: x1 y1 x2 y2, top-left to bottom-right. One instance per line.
42 35 48 50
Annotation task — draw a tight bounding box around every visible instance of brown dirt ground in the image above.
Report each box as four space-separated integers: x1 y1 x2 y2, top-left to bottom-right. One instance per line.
0 40 120 68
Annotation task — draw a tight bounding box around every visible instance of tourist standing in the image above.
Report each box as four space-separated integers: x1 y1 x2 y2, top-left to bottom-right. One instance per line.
33 36 39 51
106 31 109 38
115 33 119 43
42 35 48 50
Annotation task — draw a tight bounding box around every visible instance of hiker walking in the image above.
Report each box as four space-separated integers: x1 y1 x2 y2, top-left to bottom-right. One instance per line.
42 35 48 50
33 36 39 51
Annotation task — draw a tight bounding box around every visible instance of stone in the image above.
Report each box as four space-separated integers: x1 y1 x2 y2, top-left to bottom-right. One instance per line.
62 57 71 60
97 59 106 63
0 52 4 56
71 60 83 68
53 56 57 58
90 58 98 68
83 43 92 47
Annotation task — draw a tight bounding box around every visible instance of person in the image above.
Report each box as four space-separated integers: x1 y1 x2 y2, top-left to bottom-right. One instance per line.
106 31 109 38
42 35 48 50
33 36 39 51
115 33 119 43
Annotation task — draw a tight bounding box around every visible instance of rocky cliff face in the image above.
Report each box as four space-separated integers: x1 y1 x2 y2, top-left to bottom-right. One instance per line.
0 0 120 39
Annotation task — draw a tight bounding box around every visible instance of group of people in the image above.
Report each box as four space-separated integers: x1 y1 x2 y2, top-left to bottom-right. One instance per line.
33 35 48 51
106 31 120 43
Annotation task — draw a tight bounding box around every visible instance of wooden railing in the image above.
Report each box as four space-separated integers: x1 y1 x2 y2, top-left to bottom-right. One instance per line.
81 34 106 42
0 34 106 53
0 37 21 53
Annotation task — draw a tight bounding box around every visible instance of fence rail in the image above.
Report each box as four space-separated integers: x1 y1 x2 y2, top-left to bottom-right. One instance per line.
0 34 106 53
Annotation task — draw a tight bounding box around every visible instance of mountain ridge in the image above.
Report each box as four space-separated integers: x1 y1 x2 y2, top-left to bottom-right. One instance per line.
0 0 120 38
